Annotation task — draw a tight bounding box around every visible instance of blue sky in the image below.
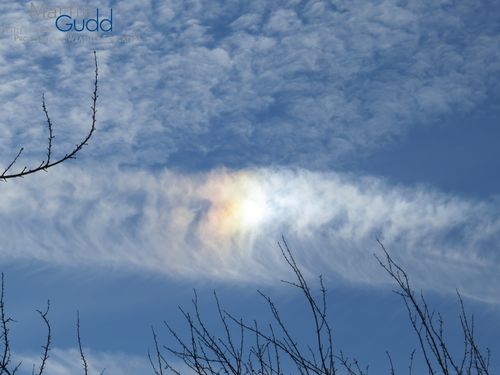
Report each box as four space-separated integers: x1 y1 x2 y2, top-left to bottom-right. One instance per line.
0 0 499 373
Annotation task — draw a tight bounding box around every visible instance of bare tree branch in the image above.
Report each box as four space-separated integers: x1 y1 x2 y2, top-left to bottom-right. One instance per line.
155 238 491 375
77 311 89 375
374 239 490 375
34 301 51 375
1 51 98 180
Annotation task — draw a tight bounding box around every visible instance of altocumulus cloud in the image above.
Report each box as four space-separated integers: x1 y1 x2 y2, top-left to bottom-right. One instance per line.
0 0 499 168
0 166 498 303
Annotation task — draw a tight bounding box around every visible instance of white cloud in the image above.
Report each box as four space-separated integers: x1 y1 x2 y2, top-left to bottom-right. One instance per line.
0 166 498 303
0 0 499 168
17 348 152 375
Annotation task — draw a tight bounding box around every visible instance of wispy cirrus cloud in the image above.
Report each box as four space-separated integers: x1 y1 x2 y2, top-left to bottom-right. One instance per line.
0 166 498 303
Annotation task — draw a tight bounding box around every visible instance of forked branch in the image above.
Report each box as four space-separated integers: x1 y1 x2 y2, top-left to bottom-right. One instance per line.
1 51 98 180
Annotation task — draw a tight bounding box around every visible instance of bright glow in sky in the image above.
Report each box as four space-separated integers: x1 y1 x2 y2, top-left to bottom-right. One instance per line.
201 172 270 236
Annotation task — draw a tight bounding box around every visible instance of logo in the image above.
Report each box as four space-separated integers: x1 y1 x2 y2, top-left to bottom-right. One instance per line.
55 8 112 32
30 3 90 19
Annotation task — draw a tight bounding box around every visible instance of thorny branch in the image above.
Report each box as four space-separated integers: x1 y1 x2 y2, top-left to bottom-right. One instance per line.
34 301 51 375
1 51 98 180
0 275 104 374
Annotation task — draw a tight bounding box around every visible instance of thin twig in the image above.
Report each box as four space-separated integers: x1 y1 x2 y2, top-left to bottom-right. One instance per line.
1 51 98 180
